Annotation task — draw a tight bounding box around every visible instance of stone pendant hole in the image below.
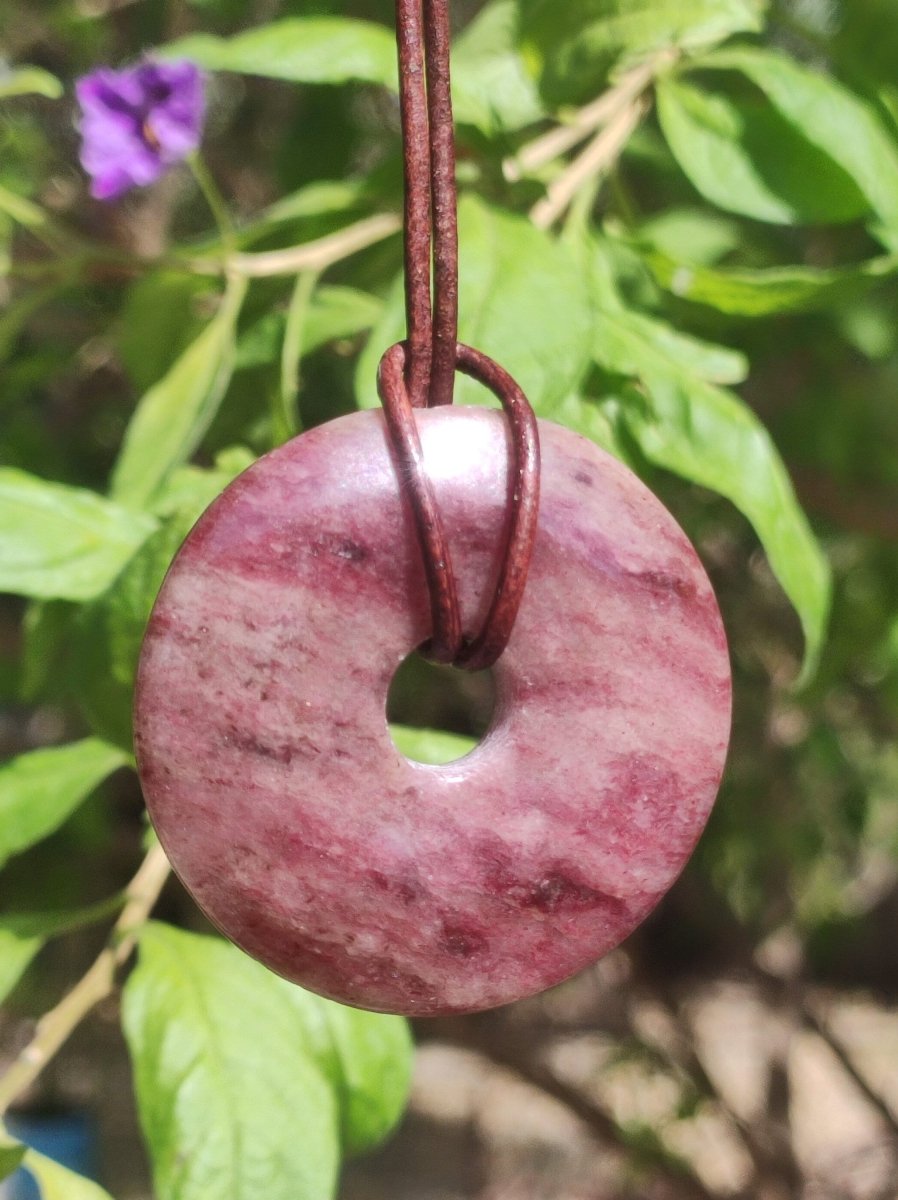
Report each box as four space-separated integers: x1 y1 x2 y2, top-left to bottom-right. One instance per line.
387 650 497 764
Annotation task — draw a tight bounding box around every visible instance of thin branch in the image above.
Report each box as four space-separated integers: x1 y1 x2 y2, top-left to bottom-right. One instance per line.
504 52 671 184
800 998 898 1139
190 212 402 279
530 96 649 230
0 842 171 1117
641 987 803 1193
447 1021 719 1200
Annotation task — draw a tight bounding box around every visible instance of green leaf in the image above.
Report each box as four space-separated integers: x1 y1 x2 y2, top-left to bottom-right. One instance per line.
254 180 370 233
116 273 213 394
635 206 741 266
0 895 124 1005
600 307 748 383
151 447 256 519
548 392 640 465
237 287 383 371
697 46 898 232
71 520 200 747
0 67 63 100
23 1151 116 1200
72 452 254 749
273 987 412 1156
390 724 478 766
100 514 200 691
160 18 397 89
590 308 830 677
122 924 342 1200
0 470 157 601
0 739 131 870
518 0 764 105
645 248 898 315
0 1138 25 1182
656 75 869 225
110 276 247 510
451 0 545 135
357 195 593 411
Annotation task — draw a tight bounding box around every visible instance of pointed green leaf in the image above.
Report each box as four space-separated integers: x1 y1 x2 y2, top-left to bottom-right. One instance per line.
160 19 397 89
0 895 124 1005
698 46 898 232
237 287 383 371
645 248 898 315
358 196 593 411
23 1151 115 1200
0 739 131 869
656 74 869 225
111 277 247 509
601 307 748 383
590 306 830 677
272 984 412 1156
452 1 544 135
122 924 341 1200
0 471 157 601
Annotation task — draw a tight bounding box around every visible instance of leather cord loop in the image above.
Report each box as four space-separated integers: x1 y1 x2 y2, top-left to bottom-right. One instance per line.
385 0 540 670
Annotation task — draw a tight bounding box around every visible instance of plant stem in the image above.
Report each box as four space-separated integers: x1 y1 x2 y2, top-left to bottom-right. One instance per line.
194 211 402 279
188 154 237 253
504 51 673 184
530 96 649 230
274 268 320 443
0 841 171 1117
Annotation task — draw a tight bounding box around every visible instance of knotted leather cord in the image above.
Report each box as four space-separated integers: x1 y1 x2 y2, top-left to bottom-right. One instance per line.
378 0 540 669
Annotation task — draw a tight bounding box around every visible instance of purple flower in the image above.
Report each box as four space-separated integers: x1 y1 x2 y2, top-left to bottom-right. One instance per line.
76 60 205 200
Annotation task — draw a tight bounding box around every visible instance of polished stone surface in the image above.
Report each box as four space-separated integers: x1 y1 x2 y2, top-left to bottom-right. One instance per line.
135 408 731 1015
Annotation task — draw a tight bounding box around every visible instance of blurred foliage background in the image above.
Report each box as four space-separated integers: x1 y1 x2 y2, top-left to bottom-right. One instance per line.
2 0 898 1197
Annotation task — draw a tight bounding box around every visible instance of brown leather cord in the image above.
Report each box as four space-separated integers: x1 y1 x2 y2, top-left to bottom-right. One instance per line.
378 341 463 664
395 0 434 409
451 344 540 671
380 0 540 670
421 0 458 408
377 342 540 669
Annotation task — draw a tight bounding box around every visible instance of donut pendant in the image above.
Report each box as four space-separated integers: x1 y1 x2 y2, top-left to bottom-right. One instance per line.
134 407 731 1016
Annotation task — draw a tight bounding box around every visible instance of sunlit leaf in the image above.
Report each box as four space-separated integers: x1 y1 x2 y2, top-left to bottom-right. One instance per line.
635 206 742 266
0 471 157 601
0 739 131 870
124 924 393 1200
645 248 898 315
390 725 478 766
271 981 412 1156
452 0 544 135
698 46 898 232
656 74 869 225
111 277 247 509
590 303 830 676
161 19 397 89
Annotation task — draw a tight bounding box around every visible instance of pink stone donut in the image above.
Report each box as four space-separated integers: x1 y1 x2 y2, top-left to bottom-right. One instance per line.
135 407 731 1016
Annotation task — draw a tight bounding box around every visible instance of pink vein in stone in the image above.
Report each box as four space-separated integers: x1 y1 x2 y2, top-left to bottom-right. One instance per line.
134 408 731 1016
